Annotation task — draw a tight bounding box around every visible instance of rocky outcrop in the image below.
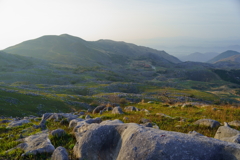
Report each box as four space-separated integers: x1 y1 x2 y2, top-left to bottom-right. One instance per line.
73 120 240 160
194 119 220 128
7 119 30 128
17 131 55 156
51 146 69 160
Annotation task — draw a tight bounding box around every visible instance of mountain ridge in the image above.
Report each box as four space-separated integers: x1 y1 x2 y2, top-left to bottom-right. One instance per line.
4 34 181 66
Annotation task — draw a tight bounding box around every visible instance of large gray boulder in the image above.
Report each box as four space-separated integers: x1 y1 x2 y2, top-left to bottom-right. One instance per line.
51 146 69 160
214 123 240 143
7 119 30 128
73 122 240 160
112 107 123 114
17 131 55 156
194 119 220 128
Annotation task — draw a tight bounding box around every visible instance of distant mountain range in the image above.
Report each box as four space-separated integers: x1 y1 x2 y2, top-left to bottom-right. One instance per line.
1 34 240 85
178 52 219 62
4 34 181 67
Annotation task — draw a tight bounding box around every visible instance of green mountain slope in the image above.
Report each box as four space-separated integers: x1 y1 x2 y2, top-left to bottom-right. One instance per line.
208 50 240 63
4 35 110 66
4 34 181 67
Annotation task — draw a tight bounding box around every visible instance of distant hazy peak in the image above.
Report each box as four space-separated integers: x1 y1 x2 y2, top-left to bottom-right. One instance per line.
208 50 240 63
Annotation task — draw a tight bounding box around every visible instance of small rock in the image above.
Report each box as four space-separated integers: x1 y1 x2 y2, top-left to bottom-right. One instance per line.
51 129 66 137
194 119 220 128
112 107 124 114
78 112 85 116
212 108 217 111
228 120 240 127
85 115 91 119
69 119 83 128
140 118 150 123
124 106 139 112
51 146 69 160
92 105 105 114
141 109 149 113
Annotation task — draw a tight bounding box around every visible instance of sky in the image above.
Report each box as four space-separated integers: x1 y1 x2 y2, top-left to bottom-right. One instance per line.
1 0 240 55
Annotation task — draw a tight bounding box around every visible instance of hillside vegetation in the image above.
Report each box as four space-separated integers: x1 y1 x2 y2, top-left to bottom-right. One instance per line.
0 34 239 117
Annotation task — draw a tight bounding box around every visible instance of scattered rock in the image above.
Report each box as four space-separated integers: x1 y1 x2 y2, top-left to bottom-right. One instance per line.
194 119 220 128
228 120 240 127
51 146 69 160
212 108 217 111
141 109 149 113
51 129 66 137
85 115 91 119
92 105 106 114
147 101 154 104
102 107 113 112
140 118 150 123
17 131 55 156
87 108 93 113
123 117 129 121
69 119 83 128
156 113 172 118
0 120 11 124
48 113 64 121
78 112 85 116
112 107 124 114
181 103 194 109
7 119 30 128
124 106 140 112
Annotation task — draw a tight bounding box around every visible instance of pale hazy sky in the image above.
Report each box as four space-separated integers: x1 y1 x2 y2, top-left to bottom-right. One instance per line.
0 0 240 51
